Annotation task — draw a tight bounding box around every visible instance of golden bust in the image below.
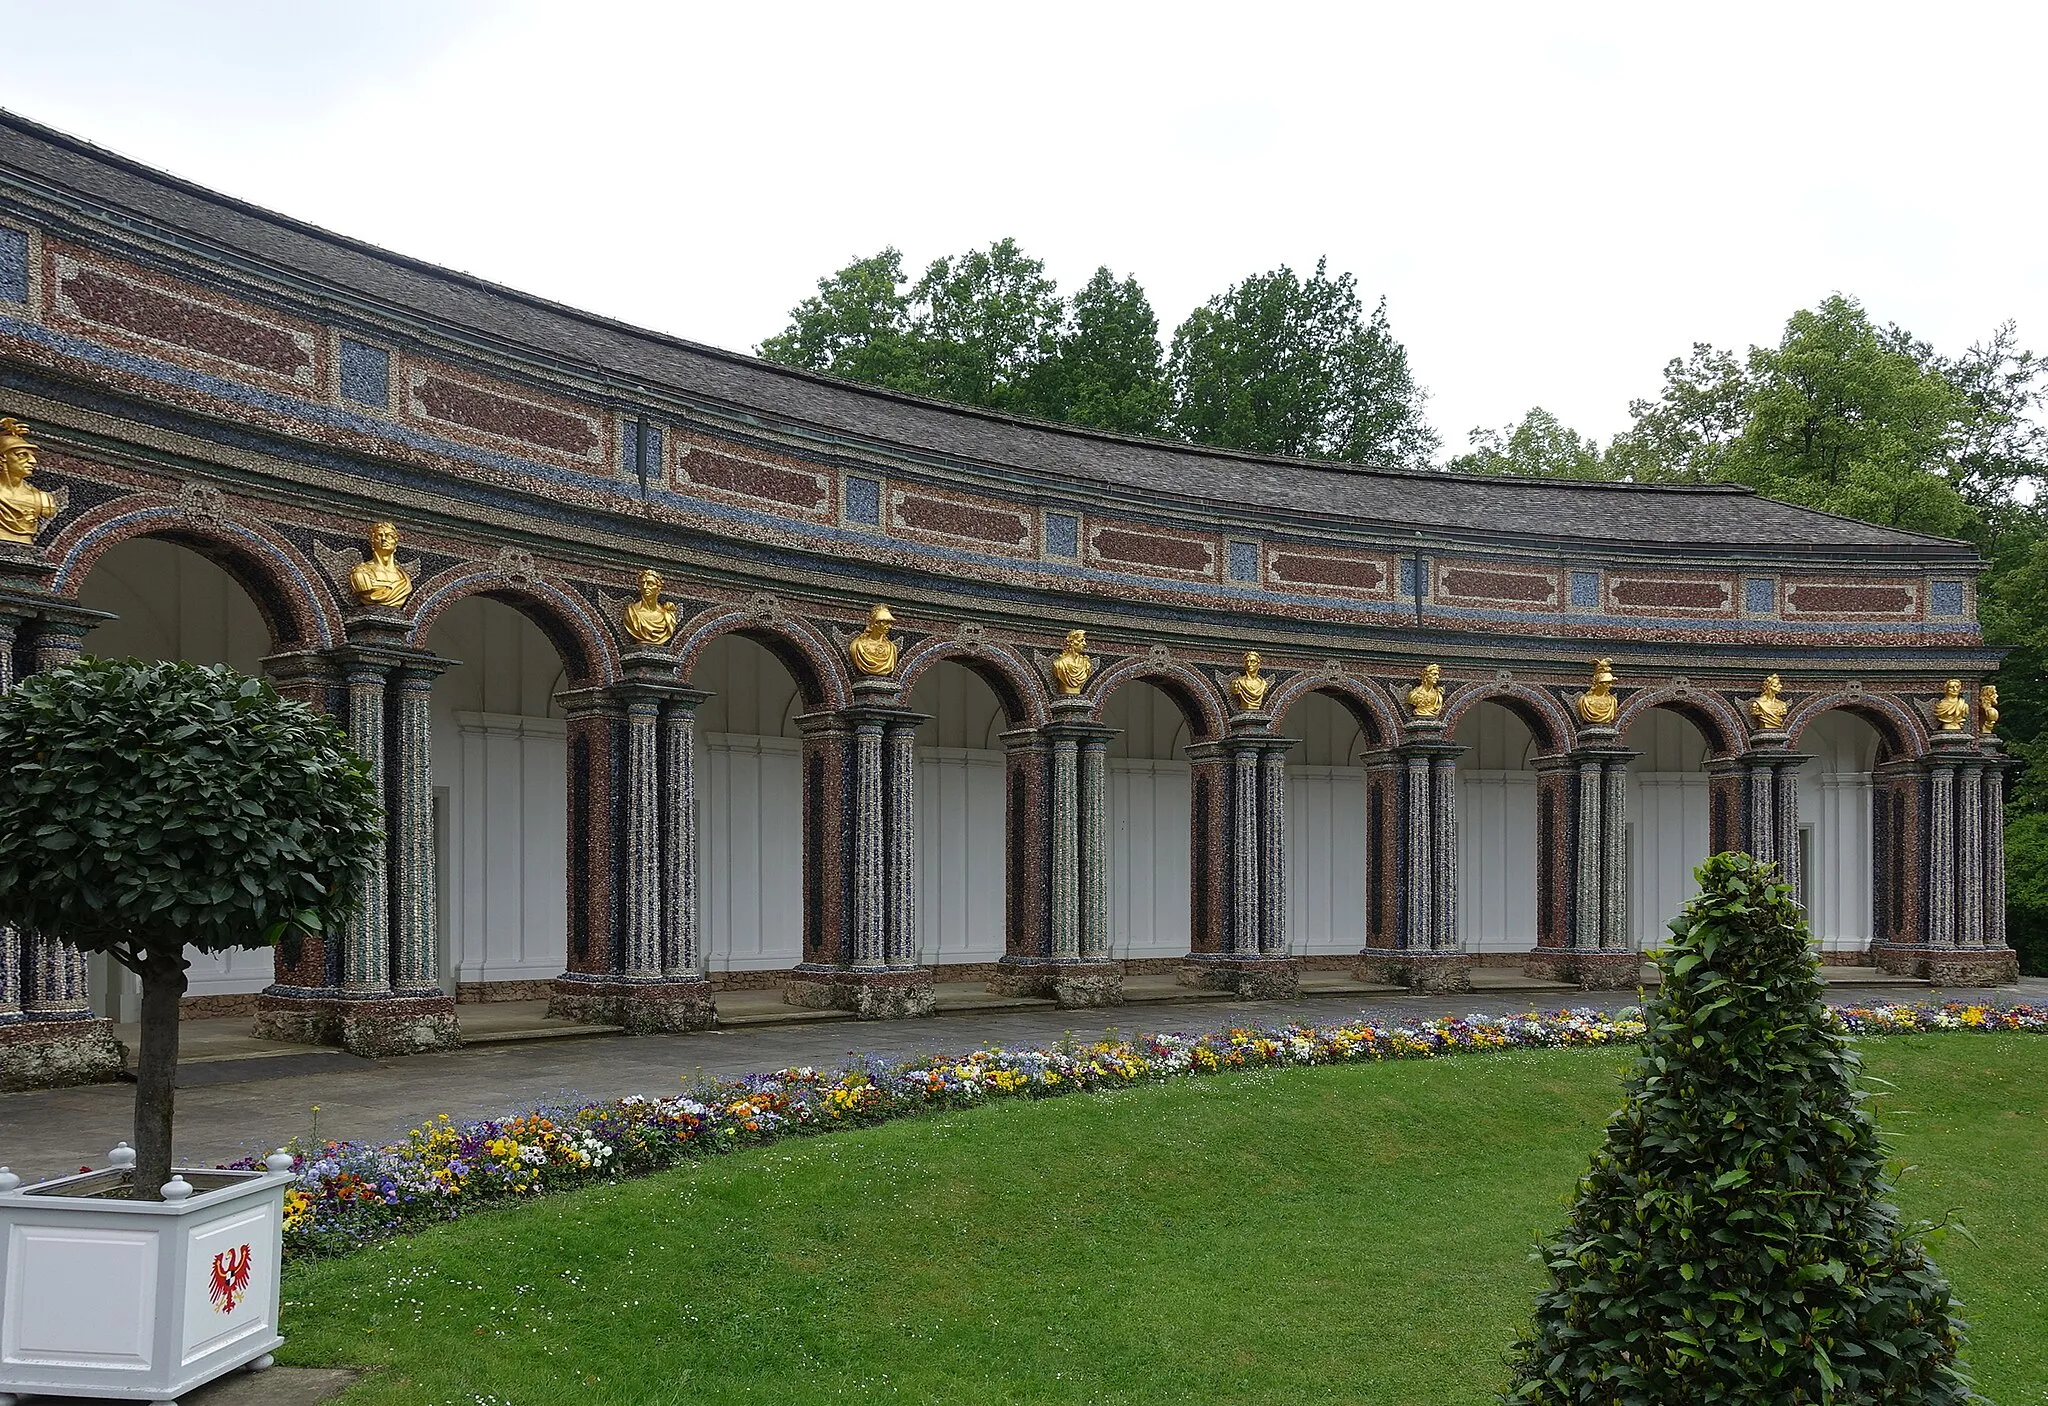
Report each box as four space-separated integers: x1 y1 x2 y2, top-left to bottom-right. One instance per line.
349 520 414 608
1932 678 1971 732
1981 683 2000 732
623 568 678 646
849 604 899 677
1230 651 1270 713
1052 629 1092 696
1749 673 1789 731
1576 657 1619 727
1407 663 1444 719
0 417 57 545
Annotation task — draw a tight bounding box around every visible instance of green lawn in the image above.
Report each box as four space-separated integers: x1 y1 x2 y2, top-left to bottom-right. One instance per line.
281 1035 2048 1405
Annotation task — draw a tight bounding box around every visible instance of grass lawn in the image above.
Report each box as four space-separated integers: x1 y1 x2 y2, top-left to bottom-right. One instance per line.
281 1034 2048 1405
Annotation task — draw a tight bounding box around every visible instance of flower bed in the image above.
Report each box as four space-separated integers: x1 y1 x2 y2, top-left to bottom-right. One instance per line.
238 1002 2045 1260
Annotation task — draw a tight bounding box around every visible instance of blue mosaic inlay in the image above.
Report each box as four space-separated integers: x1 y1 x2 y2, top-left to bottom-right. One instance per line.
0 227 26 305
1399 557 1428 598
621 420 663 480
845 475 881 526
1044 511 1078 557
338 338 389 408
1569 570 1600 608
1744 577 1776 614
1226 540 1260 582
1929 580 1965 616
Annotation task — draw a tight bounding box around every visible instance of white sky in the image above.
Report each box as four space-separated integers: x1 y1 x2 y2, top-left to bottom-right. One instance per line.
2 1 2040 451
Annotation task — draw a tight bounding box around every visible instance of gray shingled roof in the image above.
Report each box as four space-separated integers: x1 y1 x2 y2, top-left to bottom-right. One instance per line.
0 112 1970 559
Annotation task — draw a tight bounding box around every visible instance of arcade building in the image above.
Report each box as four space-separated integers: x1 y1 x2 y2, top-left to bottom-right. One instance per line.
0 113 2017 1088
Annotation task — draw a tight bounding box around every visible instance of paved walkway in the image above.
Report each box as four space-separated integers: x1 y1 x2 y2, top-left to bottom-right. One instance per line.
3 976 2039 1183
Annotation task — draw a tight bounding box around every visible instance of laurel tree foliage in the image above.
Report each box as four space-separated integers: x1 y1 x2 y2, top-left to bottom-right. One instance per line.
1503 852 1976 1405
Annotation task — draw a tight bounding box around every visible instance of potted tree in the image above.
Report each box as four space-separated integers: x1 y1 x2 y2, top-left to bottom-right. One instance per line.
0 658 382 1403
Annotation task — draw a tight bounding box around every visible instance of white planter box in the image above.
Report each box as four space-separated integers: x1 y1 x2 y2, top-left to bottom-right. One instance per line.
0 1149 292 1404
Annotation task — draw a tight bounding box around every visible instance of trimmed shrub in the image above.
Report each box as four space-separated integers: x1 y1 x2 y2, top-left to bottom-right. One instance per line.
1503 852 1974 1404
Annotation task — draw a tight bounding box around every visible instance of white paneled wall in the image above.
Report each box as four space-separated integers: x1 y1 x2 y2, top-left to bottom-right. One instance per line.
909 664 1008 966
1798 711 1879 951
80 539 277 1018
1456 703 1539 951
428 597 570 989
1282 690 1369 954
1625 709 1713 949
1105 684 1195 960
696 635 805 972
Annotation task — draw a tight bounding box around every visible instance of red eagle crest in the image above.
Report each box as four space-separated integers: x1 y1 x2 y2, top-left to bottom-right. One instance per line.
209 1244 253 1314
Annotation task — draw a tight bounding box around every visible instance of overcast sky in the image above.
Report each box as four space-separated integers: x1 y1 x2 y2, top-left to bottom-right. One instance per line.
3 1 2039 450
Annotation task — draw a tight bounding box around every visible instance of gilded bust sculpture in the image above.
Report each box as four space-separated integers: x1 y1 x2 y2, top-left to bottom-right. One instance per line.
1981 683 2000 732
1932 678 1971 732
1230 651 1270 713
1576 657 1619 727
0 417 57 545
1749 673 1789 731
348 520 414 608
1407 663 1444 718
623 568 678 646
849 604 899 677
1052 629 1092 696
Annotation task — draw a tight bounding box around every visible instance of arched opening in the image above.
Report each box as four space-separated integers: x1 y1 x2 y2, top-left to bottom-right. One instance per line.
1798 710 1881 954
1622 707 1714 947
906 660 1011 969
694 633 807 976
425 595 571 1001
1102 680 1198 964
1455 700 1540 951
1276 689 1372 955
78 536 279 1019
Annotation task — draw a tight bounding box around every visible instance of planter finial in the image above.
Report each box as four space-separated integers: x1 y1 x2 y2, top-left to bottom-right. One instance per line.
0 1167 17 1194
265 1150 294 1174
107 1142 136 1169
160 1175 193 1202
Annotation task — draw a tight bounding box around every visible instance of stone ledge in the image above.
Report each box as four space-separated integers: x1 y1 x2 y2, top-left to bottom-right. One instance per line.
0 1016 126 1091
1522 949 1643 991
1871 944 2020 987
784 966 938 1020
548 977 717 1033
1178 955 1301 1000
253 991 462 1057
1352 950 1474 994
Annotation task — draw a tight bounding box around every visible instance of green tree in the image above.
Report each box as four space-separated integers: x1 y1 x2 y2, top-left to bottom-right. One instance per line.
757 248 922 391
0 659 383 1197
1449 406 1612 479
1166 259 1438 467
1034 266 1169 434
1506 852 1974 1404
908 237 1064 413
1606 342 1750 484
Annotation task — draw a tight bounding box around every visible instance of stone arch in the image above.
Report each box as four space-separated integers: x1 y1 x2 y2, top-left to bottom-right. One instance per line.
1612 687 1746 759
1438 680 1575 755
896 637 1049 729
674 606 848 712
1086 654 1229 742
409 567 619 687
1267 672 1402 749
1784 691 1926 762
50 497 342 650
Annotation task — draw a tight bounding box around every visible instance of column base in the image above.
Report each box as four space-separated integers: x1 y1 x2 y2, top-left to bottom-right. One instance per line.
549 975 718 1033
987 959 1125 1007
1522 948 1643 991
1353 949 1473 994
0 1015 126 1092
253 989 461 1056
1870 944 2020 987
784 965 937 1020
1179 954 1301 1000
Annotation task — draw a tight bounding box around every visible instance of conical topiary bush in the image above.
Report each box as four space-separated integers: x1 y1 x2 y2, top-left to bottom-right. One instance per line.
1502 851 1975 1405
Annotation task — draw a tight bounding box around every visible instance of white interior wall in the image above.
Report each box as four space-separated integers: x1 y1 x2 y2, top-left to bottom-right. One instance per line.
1104 684 1194 960
1455 702 1539 952
1797 710 1878 950
908 663 1007 966
427 596 568 991
694 634 805 971
1281 690 1369 955
1624 708 1713 949
79 538 275 1017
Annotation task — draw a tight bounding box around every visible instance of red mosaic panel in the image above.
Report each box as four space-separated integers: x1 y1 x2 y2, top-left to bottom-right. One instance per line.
1607 576 1733 613
1784 581 1918 617
405 365 604 463
47 249 318 390
1087 525 1217 578
1265 549 1389 596
1437 565 1558 607
679 447 831 513
888 488 1033 551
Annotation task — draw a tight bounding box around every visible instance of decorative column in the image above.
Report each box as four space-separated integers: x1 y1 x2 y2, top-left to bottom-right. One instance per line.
340 659 391 996
1079 733 1111 965
1259 743 1290 957
1229 744 1261 957
1047 734 1081 962
1527 730 1637 990
884 717 920 967
0 611 21 1029
1874 728 2018 985
1430 754 1457 953
1181 711 1299 1000
1356 720 1467 994
661 692 704 978
620 694 664 979
391 661 446 996
22 621 94 1022
1956 761 1984 949
1983 742 2011 952
850 714 886 971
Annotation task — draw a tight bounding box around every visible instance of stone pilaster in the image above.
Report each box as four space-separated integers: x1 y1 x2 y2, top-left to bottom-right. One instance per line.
1524 730 1637 990
1355 721 1468 993
1983 741 2010 951
1957 761 1984 949
0 610 21 1027
391 662 445 996
662 693 703 976
1079 733 1111 965
1048 734 1081 961
1180 713 1299 1000
1259 744 1289 957
1432 754 1458 952
884 718 920 966
1874 732 2017 985
620 694 664 979
340 659 391 995
22 620 94 1022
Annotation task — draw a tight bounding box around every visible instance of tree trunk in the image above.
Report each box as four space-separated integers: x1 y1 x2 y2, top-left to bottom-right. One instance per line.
131 947 186 1201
